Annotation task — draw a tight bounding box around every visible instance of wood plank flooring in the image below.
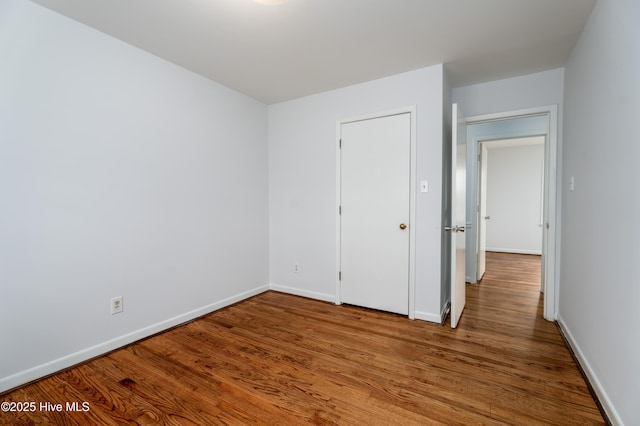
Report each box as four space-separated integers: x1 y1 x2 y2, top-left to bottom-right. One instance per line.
1 252 604 425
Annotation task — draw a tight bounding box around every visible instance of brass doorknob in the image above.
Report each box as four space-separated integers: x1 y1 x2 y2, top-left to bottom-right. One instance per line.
399 223 407 230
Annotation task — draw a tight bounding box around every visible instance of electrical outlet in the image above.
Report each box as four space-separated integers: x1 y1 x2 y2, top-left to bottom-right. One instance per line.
111 296 123 315
293 264 300 273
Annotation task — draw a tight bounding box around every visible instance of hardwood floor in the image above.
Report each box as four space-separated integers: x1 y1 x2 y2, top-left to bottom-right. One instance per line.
1 252 604 425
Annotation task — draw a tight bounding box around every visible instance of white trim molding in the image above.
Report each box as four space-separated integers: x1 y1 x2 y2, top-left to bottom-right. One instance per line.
269 284 335 303
486 248 542 255
557 316 621 425
415 310 446 324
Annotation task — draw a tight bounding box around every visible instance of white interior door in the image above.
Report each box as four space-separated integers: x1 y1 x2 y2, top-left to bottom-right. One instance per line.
450 104 466 328
340 113 410 315
477 143 488 281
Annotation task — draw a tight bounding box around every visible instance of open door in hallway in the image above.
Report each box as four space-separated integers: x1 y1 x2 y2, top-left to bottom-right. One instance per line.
449 104 466 328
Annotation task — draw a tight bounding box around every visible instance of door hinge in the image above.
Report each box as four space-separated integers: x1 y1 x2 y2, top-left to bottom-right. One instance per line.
339 205 342 215
339 139 342 148
339 271 342 281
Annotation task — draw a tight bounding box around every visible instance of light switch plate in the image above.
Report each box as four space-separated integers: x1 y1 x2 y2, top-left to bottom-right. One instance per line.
420 180 429 193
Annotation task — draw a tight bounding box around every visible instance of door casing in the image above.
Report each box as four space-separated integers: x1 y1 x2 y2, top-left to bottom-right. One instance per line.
335 106 417 319
477 143 488 281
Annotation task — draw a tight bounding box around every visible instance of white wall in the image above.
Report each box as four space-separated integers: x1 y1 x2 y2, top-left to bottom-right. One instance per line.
485 142 544 254
269 65 446 322
560 0 640 424
0 0 269 392
452 68 565 118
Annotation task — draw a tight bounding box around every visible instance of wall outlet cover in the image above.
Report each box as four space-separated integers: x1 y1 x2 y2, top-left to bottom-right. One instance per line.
111 296 123 315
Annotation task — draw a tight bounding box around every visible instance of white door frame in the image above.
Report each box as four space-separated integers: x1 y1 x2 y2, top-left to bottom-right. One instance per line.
335 106 417 319
477 142 489 282
465 105 558 321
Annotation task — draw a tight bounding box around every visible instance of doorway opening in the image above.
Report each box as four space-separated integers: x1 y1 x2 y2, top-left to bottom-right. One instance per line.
476 136 545 283
463 106 558 321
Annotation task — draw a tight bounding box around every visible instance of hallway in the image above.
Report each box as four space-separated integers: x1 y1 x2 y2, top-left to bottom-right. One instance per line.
466 251 544 326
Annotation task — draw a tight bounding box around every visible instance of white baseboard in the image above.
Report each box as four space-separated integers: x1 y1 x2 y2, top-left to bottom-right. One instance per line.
270 284 444 325
269 284 335 303
0 284 269 394
486 248 542 255
414 310 442 324
557 315 621 425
